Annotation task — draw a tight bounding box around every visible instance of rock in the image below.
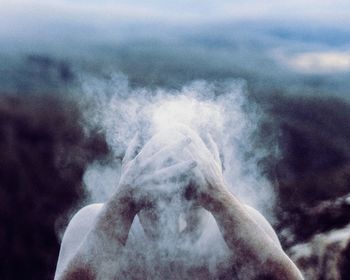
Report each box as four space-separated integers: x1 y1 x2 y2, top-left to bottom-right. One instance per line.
288 224 350 280
277 193 350 247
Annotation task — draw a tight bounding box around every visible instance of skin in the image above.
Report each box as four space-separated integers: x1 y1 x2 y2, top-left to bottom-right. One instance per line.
54 126 304 280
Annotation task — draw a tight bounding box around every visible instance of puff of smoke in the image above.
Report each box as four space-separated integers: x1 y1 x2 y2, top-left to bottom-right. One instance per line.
69 74 278 278
79 73 275 219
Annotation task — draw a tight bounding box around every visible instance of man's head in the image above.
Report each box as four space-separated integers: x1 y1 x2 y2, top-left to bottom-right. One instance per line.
135 126 215 243
138 185 210 243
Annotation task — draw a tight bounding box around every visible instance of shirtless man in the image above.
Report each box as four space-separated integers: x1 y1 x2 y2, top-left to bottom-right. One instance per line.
54 125 303 280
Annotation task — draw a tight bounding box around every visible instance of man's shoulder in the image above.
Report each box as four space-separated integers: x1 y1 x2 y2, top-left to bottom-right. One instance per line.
73 203 104 221
63 203 104 242
66 203 104 232
55 203 104 276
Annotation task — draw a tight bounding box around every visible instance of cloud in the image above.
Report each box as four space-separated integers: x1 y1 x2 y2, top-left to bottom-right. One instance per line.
80 75 275 216
277 51 350 73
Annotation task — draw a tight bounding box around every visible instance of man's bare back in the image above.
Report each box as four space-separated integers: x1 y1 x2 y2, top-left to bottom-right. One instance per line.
54 126 303 280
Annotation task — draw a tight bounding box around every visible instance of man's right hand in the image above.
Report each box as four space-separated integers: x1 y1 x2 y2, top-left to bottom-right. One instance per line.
117 132 197 212
172 125 231 211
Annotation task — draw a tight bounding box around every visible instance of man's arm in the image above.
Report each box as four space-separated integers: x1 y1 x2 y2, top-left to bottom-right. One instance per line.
175 125 303 279
55 133 196 279
207 187 303 280
55 189 137 280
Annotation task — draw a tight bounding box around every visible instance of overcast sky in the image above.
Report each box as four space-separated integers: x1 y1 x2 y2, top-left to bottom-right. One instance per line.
1 0 350 28
1 0 349 75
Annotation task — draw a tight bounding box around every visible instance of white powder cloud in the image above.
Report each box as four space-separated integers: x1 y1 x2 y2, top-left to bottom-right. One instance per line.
80 74 276 218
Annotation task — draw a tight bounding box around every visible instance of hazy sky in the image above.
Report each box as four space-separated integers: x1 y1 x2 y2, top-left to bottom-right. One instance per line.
1 0 350 77
1 0 350 27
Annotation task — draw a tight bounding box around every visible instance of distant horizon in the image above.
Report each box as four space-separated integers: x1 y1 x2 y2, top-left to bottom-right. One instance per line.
1 0 349 99
2 0 350 25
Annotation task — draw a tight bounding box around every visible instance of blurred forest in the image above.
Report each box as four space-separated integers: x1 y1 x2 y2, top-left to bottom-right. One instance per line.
1 73 350 279
0 94 108 279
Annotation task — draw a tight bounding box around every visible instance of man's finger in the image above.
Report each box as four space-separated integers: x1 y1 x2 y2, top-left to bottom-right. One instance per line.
122 133 140 165
175 124 211 154
173 124 198 139
140 160 197 186
132 133 165 165
139 137 192 170
174 126 223 175
205 132 222 169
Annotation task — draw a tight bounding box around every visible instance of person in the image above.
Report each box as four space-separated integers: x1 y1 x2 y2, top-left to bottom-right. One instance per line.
54 125 303 280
